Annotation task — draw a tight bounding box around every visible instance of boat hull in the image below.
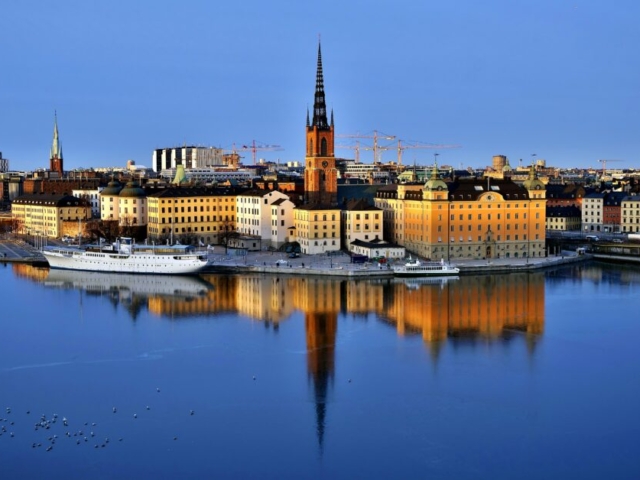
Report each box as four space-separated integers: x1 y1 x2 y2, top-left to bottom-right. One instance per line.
42 247 209 275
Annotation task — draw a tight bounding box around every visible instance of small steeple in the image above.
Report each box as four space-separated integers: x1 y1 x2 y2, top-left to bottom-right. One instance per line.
306 107 310 127
50 111 63 160
312 42 329 130
330 109 334 127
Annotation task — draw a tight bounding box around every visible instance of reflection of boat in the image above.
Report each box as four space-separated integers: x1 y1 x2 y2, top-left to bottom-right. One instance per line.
42 237 209 275
392 257 460 277
44 269 212 298
396 275 459 289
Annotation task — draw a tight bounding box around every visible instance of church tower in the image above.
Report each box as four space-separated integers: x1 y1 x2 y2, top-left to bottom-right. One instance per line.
305 43 337 206
50 112 64 177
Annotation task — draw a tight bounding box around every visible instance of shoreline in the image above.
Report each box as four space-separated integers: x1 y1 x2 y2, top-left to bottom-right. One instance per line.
1 238 592 276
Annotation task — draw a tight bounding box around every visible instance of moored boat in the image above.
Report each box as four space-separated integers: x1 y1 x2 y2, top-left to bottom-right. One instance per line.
392 257 460 277
42 237 209 275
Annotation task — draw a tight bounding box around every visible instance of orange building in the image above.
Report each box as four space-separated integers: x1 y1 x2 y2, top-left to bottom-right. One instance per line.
375 164 547 260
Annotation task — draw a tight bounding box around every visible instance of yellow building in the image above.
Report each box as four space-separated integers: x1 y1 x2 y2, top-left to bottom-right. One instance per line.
146 187 237 245
294 206 341 254
375 165 546 260
12 193 91 238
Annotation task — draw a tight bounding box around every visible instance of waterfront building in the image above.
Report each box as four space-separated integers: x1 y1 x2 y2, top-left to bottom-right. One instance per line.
621 195 640 233
49 113 64 178
375 165 546 260
582 192 605 233
152 146 225 173
546 206 582 231
349 238 405 260
341 198 384 251
602 192 626 233
294 205 341 254
146 186 237 245
12 193 90 238
236 189 293 249
270 197 296 249
294 43 342 254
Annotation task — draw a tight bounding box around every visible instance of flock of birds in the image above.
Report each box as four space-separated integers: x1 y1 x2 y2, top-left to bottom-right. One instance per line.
0 386 198 453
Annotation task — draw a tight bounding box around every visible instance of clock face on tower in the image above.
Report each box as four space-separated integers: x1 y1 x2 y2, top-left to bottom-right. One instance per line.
322 161 329 168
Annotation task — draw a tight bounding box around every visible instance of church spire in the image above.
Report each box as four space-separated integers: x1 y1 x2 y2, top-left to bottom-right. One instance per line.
50 111 63 161
312 42 329 130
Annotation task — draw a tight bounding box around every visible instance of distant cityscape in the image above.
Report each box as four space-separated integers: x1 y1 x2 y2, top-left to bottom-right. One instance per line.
2 44 640 261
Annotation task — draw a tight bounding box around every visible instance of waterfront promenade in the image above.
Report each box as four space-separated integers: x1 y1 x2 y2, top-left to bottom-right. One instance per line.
0 236 589 277
203 247 589 277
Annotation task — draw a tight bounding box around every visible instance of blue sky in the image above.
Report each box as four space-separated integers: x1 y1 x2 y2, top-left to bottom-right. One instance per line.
1 0 638 171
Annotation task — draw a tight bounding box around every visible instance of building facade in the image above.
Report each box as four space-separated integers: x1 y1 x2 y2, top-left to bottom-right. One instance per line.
12 194 90 238
341 198 384 251
152 147 225 173
582 193 604 232
621 195 640 233
375 166 547 260
146 187 237 245
235 189 293 247
73 187 103 218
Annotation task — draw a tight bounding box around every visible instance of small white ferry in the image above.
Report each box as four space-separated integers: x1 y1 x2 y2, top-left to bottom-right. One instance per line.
42 237 209 275
392 257 460 277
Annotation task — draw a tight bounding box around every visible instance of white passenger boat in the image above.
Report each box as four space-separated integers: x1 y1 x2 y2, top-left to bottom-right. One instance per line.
392 257 460 277
42 237 209 275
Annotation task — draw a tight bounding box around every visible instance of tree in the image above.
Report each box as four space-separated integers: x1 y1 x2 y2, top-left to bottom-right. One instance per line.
218 220 238 254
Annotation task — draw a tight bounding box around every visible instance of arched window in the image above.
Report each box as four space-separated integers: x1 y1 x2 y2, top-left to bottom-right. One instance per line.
321 138 327 156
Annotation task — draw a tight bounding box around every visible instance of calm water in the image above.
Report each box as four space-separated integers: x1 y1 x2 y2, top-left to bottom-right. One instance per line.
1 262 639 479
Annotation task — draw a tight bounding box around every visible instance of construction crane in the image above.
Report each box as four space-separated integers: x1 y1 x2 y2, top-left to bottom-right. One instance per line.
598 159 623 179
336 130 396 164
382 140 462 166
231 140 284 165
334 140 373 163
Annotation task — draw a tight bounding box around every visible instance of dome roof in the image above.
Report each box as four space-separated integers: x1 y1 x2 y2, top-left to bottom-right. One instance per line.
522 165 545 191
101 180 123 196
119 181 146 198
424 164 448 191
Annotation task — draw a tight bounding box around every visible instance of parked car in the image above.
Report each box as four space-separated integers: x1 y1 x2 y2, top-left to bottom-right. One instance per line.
288 252 300 258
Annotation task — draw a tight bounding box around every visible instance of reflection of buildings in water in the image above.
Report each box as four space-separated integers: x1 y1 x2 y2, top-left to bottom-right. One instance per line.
382 273 545 358
12 264 49 282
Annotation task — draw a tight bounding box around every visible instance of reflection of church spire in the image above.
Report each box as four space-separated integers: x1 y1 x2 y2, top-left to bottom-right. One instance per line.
306 312 337 453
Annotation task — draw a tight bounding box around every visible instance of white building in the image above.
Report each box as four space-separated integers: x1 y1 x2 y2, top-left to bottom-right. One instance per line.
270 197 296 248
582 193 604 232
73 187 103 218
152 146 225 172
236 189 293 248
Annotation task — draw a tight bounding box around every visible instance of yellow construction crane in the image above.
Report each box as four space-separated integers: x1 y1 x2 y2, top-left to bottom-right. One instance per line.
336 130 396 164
231 140 284 165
